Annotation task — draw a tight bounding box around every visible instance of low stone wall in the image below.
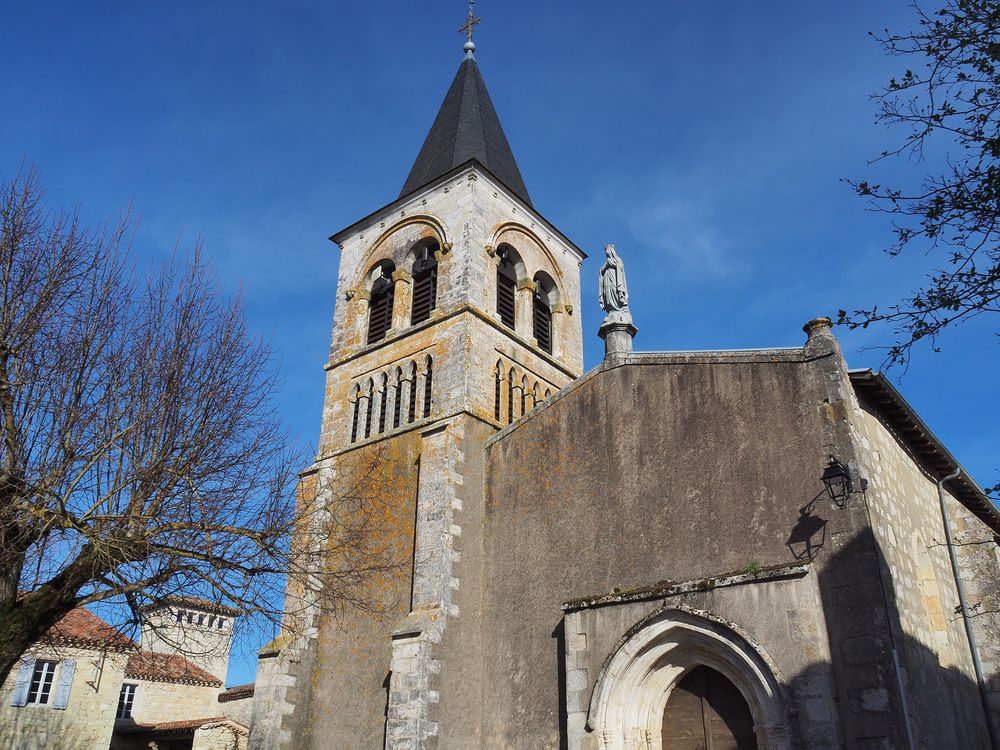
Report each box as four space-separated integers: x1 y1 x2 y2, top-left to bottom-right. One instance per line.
193 721 249 750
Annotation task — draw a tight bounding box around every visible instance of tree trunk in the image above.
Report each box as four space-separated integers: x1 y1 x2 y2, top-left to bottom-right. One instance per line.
0 594 77 685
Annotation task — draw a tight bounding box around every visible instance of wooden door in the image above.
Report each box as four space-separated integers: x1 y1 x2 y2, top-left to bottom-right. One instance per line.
661 666 758 750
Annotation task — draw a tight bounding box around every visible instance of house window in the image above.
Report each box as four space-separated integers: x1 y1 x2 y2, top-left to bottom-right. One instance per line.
175 610 183 623
116 683 137 719
218 618 226 630
411 244 438 325
366 263 395 345
496 247 517 330
27 660 57 706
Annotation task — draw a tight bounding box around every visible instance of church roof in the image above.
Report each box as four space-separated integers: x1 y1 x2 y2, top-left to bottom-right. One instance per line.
849 369 1000 532
400 56 531 206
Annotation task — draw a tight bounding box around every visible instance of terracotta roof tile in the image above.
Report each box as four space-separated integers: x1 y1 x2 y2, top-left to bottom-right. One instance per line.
145 595 242 617
44 607 136 652
125 651 222 687
118 717 247 735
218 682 255 702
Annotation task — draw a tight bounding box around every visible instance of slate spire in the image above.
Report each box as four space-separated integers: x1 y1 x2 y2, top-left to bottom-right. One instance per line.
400 54 532 206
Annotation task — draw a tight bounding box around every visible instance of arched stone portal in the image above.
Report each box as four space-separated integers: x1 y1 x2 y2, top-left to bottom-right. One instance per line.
586 607 790 750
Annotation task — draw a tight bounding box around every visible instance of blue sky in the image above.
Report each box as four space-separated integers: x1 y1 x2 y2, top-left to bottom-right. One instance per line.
4 2 997 685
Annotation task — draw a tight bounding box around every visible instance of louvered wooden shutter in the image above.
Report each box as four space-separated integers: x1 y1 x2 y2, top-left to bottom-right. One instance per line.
533 294 552 353
497 274 516 329
367 284 394 344
411 267 437 324
52 660 76 710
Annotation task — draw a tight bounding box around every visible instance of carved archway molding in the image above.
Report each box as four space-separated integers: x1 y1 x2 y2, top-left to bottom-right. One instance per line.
350 215 449 292
586 605 791 750
491 222 566 286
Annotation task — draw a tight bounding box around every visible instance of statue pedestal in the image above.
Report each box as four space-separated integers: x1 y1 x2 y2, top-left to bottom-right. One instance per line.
599 318 637 359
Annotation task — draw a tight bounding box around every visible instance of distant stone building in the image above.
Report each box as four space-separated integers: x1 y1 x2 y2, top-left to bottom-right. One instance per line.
245 35 1000 750
0 597 252 750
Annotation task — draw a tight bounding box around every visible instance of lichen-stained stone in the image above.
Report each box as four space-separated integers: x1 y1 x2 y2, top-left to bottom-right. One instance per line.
249 160 584 750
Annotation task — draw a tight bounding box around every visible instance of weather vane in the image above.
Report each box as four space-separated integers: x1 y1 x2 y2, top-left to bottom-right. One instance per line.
459 0 481 47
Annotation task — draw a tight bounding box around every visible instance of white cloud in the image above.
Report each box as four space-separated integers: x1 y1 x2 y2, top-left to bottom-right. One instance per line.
621 193 746 281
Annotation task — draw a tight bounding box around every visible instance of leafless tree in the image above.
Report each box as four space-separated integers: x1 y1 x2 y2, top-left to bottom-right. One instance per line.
842 0 1000 372
0 168 405 684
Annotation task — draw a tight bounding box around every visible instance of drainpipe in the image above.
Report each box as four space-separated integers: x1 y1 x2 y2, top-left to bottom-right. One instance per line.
937 468 999 750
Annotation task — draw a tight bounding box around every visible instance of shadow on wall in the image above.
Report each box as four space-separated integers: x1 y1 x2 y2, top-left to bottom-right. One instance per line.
0 719 111 750
559 515 997 749
811 528 995 750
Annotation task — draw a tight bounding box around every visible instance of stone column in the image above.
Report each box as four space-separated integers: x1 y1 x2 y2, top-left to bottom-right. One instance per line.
550 302 568 358
515 278 536 341
351 289 370 349
433 243 451 308
389 270 412 334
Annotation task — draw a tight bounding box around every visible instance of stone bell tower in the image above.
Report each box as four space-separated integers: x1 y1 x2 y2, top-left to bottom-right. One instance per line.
251 35 586 750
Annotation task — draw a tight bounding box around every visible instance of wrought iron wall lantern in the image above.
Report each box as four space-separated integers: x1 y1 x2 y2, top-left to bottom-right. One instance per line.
821 457 868 508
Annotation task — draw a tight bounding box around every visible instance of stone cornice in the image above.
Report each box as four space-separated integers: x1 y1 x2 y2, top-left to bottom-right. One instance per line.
324 302 580 380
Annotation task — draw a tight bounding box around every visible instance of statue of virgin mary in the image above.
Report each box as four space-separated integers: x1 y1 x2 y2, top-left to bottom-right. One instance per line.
599 244 631 323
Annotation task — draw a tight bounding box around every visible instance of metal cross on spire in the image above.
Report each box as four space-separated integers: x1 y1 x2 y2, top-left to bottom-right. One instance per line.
459 0 480 57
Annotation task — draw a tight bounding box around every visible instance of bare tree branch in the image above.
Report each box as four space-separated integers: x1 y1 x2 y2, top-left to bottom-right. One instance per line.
0 167 404 683
840 0 1000 371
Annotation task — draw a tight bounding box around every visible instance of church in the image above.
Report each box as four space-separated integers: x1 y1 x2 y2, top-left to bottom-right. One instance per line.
247 30 1000 750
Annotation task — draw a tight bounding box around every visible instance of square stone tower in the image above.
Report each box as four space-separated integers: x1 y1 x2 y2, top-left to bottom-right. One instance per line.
250 44 586 750
140 596 239 682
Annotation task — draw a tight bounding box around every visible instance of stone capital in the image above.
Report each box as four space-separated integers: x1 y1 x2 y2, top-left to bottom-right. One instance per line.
516 278 536 293
391 269 412 284
354 288 371 302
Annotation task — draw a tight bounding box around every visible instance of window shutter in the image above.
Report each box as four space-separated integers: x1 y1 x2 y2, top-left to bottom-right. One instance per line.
533 294 552 353
52 660 75 710
411 267 437 325
10 657 34 707
497 274 516 329
367 282 395 345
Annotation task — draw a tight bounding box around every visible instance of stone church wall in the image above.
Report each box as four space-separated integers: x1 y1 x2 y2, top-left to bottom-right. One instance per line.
481 350 840 748
304 432 424 747
854 401 999 748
